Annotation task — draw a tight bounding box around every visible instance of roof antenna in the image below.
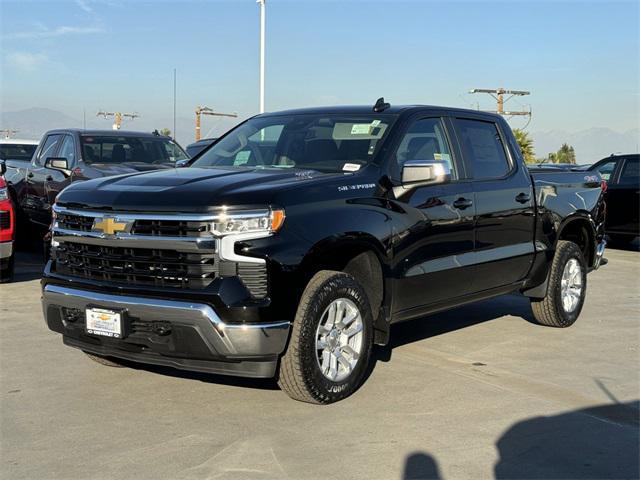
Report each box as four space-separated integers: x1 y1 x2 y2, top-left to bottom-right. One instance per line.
373 97 390 112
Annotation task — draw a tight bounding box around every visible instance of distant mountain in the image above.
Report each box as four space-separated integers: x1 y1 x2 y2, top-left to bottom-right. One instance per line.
531 128 639 164
0 108 81 141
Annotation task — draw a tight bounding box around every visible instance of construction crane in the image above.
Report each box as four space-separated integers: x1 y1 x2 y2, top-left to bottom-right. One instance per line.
96 111 140 130
0 129 19 139
469 88 531 123
195 106 238 141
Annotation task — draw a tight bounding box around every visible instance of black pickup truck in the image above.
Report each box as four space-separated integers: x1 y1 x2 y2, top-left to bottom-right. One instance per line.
42 102 606 404
4 129 188 239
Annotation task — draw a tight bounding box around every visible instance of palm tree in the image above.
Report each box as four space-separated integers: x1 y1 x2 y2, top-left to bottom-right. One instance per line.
513 129 536 164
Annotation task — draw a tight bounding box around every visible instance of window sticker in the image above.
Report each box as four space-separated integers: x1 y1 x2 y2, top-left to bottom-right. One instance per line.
433 153 442 160
371 120 381 127
350 124 372 135
342 163 361 172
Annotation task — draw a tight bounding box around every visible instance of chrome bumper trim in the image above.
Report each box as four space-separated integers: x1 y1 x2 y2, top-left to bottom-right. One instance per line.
42 284 290 357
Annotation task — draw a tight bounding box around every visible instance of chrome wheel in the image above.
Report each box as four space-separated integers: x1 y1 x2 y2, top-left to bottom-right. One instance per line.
561 258 583 313
315 298 364 382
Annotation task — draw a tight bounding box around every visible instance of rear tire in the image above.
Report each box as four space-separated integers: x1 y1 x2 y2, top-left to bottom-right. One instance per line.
84 352 127 368
531 240 587 328
278 270 373 404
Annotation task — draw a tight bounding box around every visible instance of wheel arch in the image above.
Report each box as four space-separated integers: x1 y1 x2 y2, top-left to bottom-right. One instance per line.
556 213 596 267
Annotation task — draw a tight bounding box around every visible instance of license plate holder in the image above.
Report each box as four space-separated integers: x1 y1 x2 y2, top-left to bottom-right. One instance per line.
85 306 124 339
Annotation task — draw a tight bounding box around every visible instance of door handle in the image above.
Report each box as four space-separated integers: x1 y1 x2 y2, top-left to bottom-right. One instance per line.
515 192 531 204
453 197 473 209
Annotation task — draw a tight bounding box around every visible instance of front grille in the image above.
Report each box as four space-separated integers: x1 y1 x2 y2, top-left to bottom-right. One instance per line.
53 241 268 297
131 219 210 237
54 241 219 289
57 212 94 232
0 211 11 230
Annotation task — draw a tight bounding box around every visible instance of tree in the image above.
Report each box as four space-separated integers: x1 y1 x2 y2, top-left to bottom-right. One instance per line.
554 143 576 164
513 129 536 164
159 128 171 137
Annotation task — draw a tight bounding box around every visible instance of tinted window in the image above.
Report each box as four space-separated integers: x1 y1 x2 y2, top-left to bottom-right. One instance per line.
455 119 510 179
0 143 37 161
57 135 76 166
619 158 639 185
395 118 455 178
36 134 63 165
193 114 396 173
80 136 188 164
593 160 617 181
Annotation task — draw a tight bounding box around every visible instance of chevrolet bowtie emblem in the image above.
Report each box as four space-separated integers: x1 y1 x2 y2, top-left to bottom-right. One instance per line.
93 217 128 235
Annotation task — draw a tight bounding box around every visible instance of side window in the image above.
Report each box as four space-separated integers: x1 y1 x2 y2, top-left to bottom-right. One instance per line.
455 119 511 180
395 118 455 178
57 135 76 166
619 158 639 185
594 160 617 181
36 134 63 166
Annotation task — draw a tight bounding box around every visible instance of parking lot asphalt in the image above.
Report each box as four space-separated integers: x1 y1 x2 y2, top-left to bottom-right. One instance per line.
1 246 639 480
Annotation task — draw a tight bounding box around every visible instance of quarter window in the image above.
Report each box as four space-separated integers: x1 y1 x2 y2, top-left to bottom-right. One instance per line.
594 160 617 181
395 118 455 178
455 119 511 180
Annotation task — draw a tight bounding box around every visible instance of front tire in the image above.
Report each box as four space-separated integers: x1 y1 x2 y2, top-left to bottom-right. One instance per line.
531 240 587 327
278 270 373 404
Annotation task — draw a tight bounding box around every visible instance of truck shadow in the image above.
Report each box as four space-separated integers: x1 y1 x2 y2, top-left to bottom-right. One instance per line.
400 400 639 480
374 293 536 364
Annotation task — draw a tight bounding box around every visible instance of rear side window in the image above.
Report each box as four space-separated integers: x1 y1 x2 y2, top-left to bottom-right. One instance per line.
36 134 63 166
455 119 511 180
619 158 639 185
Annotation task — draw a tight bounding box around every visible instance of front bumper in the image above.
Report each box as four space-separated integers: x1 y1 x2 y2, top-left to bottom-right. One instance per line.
42 284 291 378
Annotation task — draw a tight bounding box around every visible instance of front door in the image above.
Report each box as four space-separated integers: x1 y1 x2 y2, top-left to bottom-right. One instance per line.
390 116 476 315
607 156 639 237
24 133 64 227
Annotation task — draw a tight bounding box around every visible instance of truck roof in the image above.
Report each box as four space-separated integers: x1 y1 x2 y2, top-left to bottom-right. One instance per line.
257 104 503 119
43 129 171 138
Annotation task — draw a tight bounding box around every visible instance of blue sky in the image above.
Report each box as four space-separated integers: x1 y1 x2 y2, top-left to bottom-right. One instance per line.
1 0 638 141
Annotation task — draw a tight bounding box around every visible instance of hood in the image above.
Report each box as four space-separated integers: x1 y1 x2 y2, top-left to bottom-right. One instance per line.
57 167 344 212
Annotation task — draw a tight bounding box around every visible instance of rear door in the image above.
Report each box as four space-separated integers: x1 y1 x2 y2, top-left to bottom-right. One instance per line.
453 116 535 291
390 115 476 314
607 156 639 237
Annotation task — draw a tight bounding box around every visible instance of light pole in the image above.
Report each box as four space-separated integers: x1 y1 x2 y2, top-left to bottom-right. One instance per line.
257 0 266 113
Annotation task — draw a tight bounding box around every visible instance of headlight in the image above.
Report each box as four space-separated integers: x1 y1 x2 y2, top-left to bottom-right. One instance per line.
211 208 285 236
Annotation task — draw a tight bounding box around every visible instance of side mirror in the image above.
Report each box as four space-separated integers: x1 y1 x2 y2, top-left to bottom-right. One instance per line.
175 159 190 168
401 160 451 188
0 160 6 176
45 157 70 173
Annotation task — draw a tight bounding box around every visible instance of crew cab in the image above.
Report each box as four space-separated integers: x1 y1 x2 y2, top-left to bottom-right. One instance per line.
42 102 606 404
4 129 188 238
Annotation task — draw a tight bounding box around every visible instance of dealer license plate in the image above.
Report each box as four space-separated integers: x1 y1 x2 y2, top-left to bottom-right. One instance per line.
86 308 122 338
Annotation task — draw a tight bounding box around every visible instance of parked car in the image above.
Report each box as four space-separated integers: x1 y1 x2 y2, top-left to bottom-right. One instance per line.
587 154 639 244
42 102 606 403
4 129 189 239
185 137 217 158
0 161 15 282
0 138 39 162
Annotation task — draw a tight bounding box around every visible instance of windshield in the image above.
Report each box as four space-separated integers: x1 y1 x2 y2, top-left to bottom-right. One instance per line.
80 135 188 165
0 143 37 161
192 114 397 173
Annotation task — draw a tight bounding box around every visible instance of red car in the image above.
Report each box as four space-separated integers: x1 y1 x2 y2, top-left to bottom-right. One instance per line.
0 164 15 282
